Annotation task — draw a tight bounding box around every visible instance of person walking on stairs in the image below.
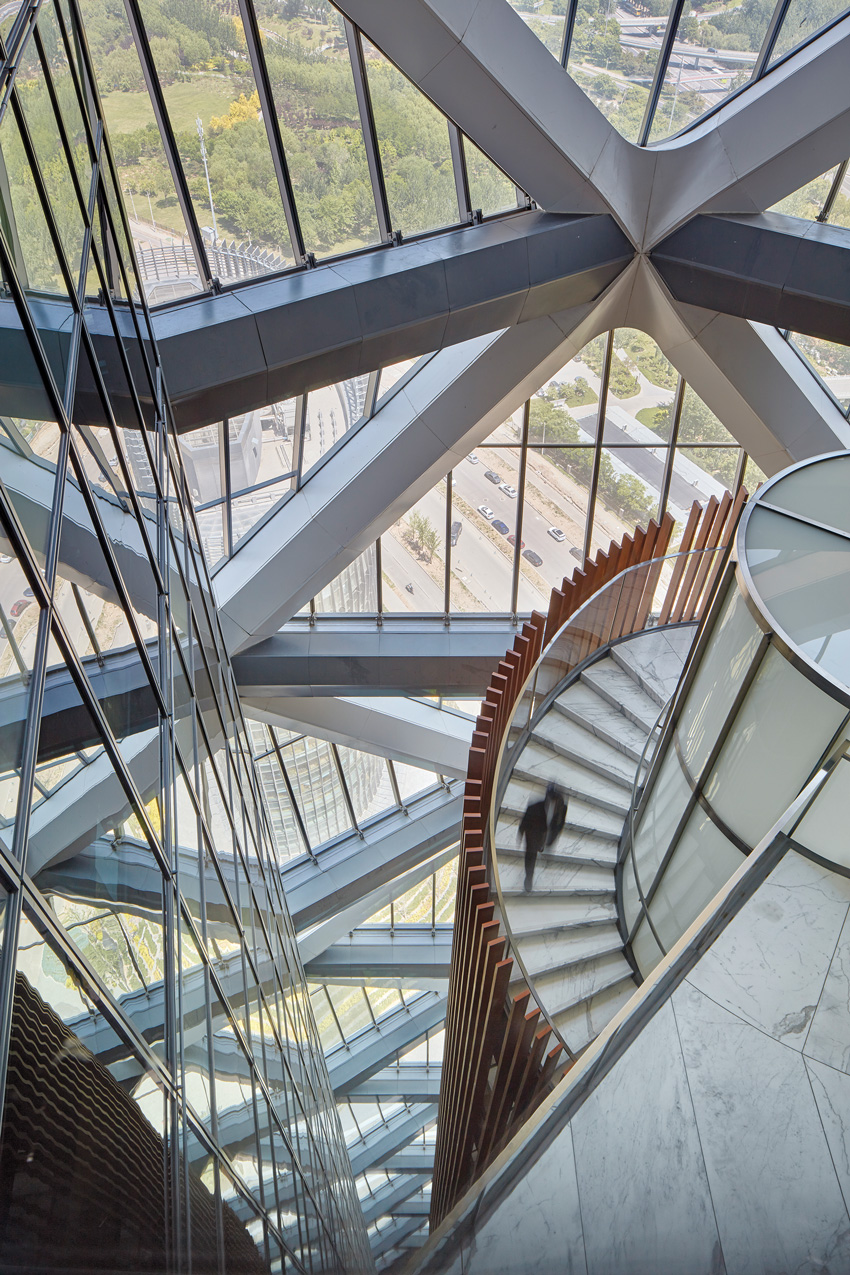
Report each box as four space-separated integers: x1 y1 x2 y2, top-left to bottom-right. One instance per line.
519 782 568 892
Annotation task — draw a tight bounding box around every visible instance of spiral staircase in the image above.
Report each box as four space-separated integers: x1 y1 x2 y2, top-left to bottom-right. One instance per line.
492 626 696 1052
430 489 748 1228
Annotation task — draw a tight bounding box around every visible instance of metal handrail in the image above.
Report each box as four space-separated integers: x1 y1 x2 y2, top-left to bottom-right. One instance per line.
486 545 721 1057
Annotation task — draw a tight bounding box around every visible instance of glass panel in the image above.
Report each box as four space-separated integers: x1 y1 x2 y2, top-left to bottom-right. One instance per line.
705 644 845 844
394 761 436 802
315 546 378 614
507 1 566 57
382 477 447 613
631 914 665 976
325 984 373 1039
632 745 692 898
263 11 380 258
745 508 850 683
375 356 421 408
136 0 294 276
671 446 739 520
0 523 42 847
280 735 354 846
647 3 765 143
826 163 850 229
434 856 458 923
300 374 371 480
788 334 850 411
769 0 850 64
598 448 660 538
794 754 850 870
361 38 458 237
0 102 70 297
464 137 518 217
15 24 88 287
677 580 764 780
768 166 837 219
763 453 850 534
337 746 394 824
568 1 666 144
78 0 197 295
648 803 745 953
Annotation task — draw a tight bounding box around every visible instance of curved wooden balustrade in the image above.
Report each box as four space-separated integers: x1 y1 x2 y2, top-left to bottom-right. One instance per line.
430 489 747 1229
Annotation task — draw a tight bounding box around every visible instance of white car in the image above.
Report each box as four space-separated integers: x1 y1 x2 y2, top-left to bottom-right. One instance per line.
467 453 479 464
548 527 566 542
500 483 518 498
478 505 495 520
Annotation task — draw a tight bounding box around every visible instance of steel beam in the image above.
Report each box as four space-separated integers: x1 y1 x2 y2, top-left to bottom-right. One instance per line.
329 993 447 1097
347 1065 443 1104
231 617 520 698
305 930 453 985
652 212 850 346
245 696 472 779
348 1104 438 1178
0 212 630 433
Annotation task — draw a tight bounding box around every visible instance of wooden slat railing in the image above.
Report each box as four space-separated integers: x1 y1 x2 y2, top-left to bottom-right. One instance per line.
430 492 748 1228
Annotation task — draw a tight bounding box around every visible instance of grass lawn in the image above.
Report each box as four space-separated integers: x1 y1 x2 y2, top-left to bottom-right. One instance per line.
102 76 238 135
636 406 662 429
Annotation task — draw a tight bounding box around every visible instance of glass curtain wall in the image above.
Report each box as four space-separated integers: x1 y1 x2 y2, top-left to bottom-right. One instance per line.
0 3 371 1271
249 722 443 864
76 0 524 303
512 0 849 145
285 329 762 621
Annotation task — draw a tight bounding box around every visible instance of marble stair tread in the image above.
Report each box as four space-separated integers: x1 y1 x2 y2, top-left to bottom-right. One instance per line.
529 950 634 1020
610 626 694 707
494 855 614 895
499 893 616 931
552 975 637 1053
493 833 619 867
552 681 649 761
515 743 630 815
512 921 624 978
530 712 637 787
580 658 662 732
499 785 626 840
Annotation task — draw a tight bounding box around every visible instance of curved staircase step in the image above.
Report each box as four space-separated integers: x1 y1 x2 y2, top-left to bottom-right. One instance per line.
515 743 630 814
513 921 624 980
610 626 696 707
552 974 638 1053
498 892 616 932
494 834 619 868
580 658 661 732
529 951 634 1021
552 681 650 761
531 713 638 787
494 855 615 896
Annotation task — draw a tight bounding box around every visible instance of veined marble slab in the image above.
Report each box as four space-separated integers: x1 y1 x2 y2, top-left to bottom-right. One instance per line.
611 625 695 706
572 1000 723 1275
806 908 850 1074
461 1123 587 1275
673 980 850 1275
806 1057 850 1219
687 851 850 1049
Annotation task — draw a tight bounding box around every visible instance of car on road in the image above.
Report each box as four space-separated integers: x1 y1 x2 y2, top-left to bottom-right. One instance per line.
492 519 509 535
500 483 518 498
522 549 543 568
0 555 11 565
450 520 462 546
507 535 525 548
570 546 583 560
484 470 501 484
467 453 479 464
10 599 31 617
548 527 566 542
477 505 495 520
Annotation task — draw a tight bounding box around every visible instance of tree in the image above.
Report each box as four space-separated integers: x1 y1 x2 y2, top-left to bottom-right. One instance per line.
407 512 440 561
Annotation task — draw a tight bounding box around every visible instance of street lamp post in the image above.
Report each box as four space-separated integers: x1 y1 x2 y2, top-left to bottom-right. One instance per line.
196 116 218 244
